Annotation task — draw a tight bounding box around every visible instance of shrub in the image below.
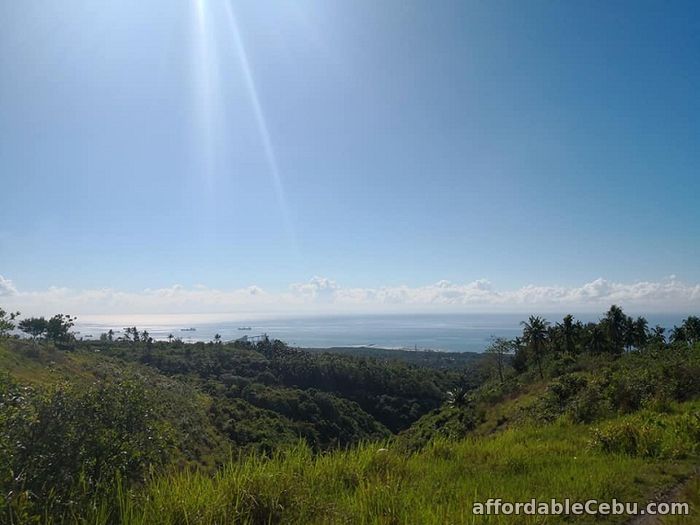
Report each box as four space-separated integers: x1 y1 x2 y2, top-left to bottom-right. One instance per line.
567 382 612 424
591 410 700 459
0 375 174 520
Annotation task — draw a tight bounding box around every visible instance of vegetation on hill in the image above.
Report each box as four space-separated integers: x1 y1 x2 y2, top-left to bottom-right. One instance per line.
305 345 484 370
0 305 698 523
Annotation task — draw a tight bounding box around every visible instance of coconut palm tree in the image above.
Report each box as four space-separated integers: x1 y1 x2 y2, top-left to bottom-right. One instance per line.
650 325 666 346
603 305 627 354
588 324 606 355
633 317 648 349
521 315 549 379
557 314 577 355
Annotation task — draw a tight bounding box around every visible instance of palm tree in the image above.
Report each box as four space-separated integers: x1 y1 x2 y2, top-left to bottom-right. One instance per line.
558 314 577 355
521 316 550 379
603 305 627 354
588 324 606 355
678 316 700 346
670 325 687 345
650 325 666 346
446 386 471 408
214 333 222 345
633 317 648 349
167 333 174 344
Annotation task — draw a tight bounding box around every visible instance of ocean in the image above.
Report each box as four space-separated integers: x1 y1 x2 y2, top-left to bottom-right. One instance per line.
73 312 687 353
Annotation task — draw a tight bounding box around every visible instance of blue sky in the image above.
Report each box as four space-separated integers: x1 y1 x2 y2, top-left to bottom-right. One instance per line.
1 1 699 314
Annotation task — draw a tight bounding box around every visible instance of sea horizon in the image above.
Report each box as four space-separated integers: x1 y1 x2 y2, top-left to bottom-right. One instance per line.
73 311 688 353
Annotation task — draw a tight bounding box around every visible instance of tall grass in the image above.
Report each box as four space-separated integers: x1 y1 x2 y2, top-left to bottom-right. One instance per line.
77 414 697 525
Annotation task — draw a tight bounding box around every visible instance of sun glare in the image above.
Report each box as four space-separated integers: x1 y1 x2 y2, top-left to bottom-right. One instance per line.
191 0 298 251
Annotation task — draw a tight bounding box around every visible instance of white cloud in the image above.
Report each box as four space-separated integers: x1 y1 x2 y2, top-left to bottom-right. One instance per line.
0 275 699 318
0 275 17 297
290 276 339 302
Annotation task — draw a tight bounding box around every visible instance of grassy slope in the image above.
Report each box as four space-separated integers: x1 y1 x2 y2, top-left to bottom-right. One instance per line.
3 340 698 524
0 340 232 470
103 413 697 524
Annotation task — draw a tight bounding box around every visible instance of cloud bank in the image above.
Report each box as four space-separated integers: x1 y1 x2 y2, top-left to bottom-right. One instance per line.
1 274 699 319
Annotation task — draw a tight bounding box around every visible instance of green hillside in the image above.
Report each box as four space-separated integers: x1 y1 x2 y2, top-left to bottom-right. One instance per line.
1 307 699 523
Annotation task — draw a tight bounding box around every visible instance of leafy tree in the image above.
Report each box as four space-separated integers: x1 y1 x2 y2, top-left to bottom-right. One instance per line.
485 336 514 383
18 317 48 340
521 316 550 379
0 308 20 338
46 314 77 344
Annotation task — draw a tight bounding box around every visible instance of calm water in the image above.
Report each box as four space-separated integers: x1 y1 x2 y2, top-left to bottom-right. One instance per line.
74 313 687 353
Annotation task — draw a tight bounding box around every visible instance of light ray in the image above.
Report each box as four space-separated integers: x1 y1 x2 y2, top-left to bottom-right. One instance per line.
222 1 298 249
191 0 221 191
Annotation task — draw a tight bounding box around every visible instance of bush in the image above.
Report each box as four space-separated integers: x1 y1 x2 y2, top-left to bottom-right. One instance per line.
0 375 174 520
566 381 612 424
591 410 700 459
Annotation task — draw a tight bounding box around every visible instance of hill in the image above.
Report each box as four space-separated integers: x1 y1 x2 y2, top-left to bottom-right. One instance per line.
1 306 699 523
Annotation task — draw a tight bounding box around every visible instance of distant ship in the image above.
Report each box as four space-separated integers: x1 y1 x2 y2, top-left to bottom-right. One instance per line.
180 328 197 332
237 327 252 331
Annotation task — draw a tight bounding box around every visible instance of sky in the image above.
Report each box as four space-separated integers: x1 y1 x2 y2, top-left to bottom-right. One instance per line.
1 1 699 316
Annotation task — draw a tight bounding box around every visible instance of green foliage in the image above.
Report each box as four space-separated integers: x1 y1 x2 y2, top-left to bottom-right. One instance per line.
18 317 48 339
304 345 483 370
2 306 699 523
484 336 514 382
100 338 455 436
0 374 174 521
508 306 700 380
269 346 451 432
396 405 479 452
670 315 700 346
16 313 77 347
45 313 77 345
591 406 700 458
54 417 698 524
523 344 700 424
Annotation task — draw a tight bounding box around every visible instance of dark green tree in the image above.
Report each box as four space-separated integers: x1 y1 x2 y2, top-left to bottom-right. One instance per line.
633 316 649 349
602 305 627 354
557 314 578 355
672 316 700 346
521 316 550 379
18 317 48 340
649 325 666 346
587 324 606 355
46 314 77 344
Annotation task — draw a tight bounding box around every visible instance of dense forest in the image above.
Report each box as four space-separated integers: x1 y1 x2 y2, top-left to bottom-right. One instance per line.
1 305 699 523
